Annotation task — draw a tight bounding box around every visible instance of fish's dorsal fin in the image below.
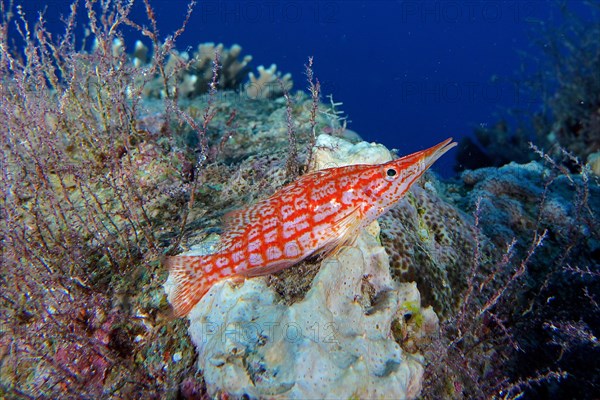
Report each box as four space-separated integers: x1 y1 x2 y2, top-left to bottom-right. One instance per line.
222 207 252 230
218 202 263 249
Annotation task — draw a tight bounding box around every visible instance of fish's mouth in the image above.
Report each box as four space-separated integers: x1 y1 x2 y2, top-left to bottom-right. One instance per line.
419 137 458 171
390 137 457 179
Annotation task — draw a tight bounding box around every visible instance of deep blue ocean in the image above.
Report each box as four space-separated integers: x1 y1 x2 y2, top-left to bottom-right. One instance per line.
20 0 591 174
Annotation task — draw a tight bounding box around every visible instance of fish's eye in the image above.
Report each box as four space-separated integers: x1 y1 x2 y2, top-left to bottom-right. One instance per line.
386 168 397 177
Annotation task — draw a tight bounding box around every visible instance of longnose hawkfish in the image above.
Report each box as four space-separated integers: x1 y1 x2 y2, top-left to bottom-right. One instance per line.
165 138 456 316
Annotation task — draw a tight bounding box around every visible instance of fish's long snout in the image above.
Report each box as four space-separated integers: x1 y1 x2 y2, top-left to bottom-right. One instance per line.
417 137 457 170
391 137 457 174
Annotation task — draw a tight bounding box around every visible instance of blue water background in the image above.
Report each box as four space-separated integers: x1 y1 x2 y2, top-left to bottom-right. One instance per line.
19 1 591 175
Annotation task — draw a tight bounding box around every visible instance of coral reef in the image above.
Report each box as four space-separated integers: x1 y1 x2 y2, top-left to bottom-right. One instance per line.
587 151 600 176
2 1 599 399
446 6 600 395
458 160 599 254
165 134 440 399
439 159 600 399
454 121 535 171
309 132 394 169
134 41 294 101
168 223 433 400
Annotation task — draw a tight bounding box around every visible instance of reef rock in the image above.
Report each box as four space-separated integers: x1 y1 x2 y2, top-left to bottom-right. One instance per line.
379 181 478 317
166 134 437 399
182 226 428 399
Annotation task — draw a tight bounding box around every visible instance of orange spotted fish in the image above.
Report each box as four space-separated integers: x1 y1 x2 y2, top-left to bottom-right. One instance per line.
165 138 456 316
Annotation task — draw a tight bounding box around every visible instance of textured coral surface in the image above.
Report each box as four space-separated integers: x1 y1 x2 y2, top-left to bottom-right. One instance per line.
170 225 433 399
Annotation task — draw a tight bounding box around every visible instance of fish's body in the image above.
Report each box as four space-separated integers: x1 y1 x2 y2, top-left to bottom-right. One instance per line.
165 138 457 316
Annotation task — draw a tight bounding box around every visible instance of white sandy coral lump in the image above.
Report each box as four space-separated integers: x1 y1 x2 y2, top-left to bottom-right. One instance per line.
165 135 434 399
173 228 425 399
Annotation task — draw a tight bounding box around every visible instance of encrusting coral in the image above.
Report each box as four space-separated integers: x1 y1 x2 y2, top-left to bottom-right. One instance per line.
379 182 479 317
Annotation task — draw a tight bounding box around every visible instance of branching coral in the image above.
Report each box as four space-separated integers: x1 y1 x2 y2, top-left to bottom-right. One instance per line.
245 63 293 99
141 42 253 99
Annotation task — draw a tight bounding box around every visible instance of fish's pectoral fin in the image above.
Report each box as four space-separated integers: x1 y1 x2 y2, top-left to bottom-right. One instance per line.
163 255 213 317
229 274 247 285
321 233 358 260
320 206 364 259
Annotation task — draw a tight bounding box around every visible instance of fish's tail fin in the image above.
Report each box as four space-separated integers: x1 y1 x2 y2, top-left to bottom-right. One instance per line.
163 255 214 317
